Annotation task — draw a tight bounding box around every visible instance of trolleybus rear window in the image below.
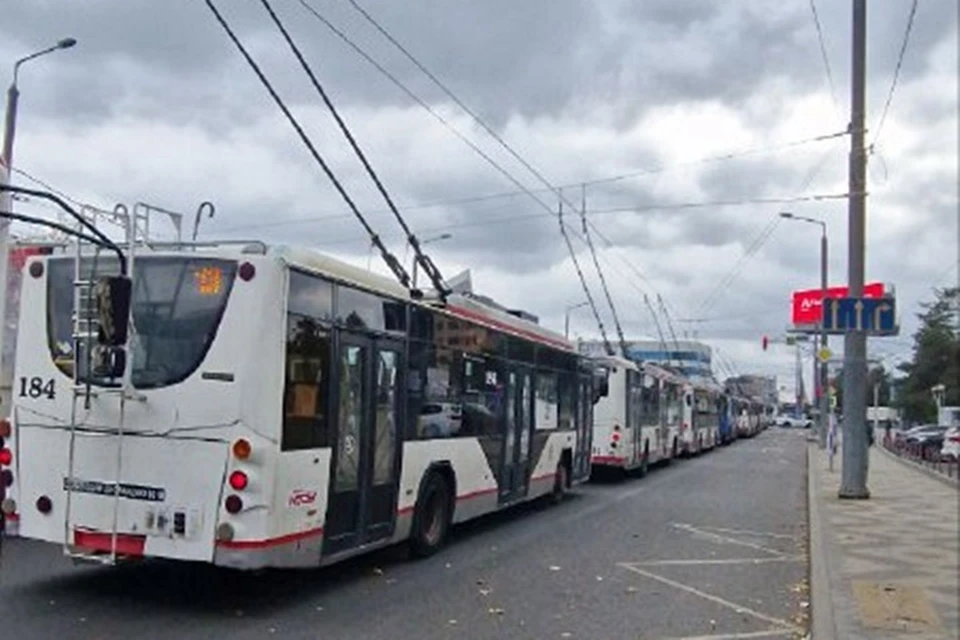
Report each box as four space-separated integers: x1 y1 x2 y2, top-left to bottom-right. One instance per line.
47 256 237 389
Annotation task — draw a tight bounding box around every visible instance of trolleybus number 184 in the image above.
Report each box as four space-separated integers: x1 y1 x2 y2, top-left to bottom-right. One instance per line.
18 376 56 400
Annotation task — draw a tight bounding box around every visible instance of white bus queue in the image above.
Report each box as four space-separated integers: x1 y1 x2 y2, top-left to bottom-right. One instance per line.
0 239 773 571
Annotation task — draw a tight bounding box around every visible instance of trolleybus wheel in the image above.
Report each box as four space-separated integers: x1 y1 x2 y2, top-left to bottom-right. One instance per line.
638 444 649 477
551 460 568 504
409 472 451 557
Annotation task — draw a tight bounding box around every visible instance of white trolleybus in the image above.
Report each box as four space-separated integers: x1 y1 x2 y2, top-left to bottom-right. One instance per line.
1 242 603 569
677 380 722 456
589 356 674 478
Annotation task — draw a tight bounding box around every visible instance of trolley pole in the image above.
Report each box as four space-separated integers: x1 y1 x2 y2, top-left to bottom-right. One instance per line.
839 0 870 499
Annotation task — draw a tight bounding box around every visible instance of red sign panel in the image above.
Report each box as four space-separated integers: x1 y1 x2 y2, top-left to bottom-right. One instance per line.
791 282 885 325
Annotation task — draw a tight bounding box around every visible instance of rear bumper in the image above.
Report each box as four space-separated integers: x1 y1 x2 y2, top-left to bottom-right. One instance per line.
591 455 626 467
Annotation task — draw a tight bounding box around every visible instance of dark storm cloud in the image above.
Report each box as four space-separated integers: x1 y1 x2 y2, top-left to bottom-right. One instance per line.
2 0 955 367
3 0 951 130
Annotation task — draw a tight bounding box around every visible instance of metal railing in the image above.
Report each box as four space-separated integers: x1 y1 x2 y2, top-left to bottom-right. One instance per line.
883 436 960 482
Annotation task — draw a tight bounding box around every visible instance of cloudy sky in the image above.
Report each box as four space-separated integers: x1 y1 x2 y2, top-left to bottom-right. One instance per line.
2 0 957 398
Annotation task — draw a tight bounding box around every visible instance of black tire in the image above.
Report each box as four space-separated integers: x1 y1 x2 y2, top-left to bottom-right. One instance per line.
409 471 451 558
550 460 568 504
637 444 649 478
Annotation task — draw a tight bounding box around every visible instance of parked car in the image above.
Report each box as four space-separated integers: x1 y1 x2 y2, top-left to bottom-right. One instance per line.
938 426 960 461
904 425 949 459
776 414 813 429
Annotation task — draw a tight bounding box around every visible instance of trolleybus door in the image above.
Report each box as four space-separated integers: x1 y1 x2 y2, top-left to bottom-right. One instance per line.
324 335 403 555
500 366 533 503
574 377 592 480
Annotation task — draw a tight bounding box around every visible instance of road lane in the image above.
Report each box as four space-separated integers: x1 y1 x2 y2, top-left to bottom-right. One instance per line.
0 428 809 639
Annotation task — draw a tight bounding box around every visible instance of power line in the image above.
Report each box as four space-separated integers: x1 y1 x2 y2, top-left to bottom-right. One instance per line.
203 0 412 290
872 0 919 147
261 193 847 251
219 190 847 237
295 0 612 331
695 214 782 316
257 0 448 297
315 0 850 341
557 196 611 354
579 185 627 356
808 0 840 113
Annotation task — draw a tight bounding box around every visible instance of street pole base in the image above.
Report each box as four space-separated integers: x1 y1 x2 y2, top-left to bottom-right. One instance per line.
838 487 871 500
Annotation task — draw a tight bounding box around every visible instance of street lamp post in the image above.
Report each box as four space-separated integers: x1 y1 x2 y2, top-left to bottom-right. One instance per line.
0 37 77 417
564 301 589 339
781 212 829 449
410 233 452 289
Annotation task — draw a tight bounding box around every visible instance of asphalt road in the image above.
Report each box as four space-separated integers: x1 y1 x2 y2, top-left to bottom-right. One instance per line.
0 428 809 640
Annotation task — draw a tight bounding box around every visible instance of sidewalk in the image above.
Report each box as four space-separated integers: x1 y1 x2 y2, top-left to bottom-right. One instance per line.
809 442 959 639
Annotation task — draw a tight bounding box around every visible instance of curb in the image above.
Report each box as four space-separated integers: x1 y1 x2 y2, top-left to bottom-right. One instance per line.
876 445 960 490
807 443 838 640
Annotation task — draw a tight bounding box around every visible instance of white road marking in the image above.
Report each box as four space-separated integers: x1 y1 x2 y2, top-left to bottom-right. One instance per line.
672 523 787 557
658 629 795 640
695 526 799 540
629 556 804 567
618 563 801 633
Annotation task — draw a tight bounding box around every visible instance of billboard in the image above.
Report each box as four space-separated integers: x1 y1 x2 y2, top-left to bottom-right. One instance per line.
791 282 884 326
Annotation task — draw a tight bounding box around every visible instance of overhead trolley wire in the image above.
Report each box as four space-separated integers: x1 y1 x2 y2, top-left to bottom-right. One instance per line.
297 0 611 342
872 0 919 147
808 0 841 116
579 185 627 356
203 0 413 291
257 0 449 298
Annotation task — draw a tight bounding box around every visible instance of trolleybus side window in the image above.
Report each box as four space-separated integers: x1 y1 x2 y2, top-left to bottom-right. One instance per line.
558 373 575 431
641 374 660 424
288 270 333 319
282 314 331 450
535 373 558 430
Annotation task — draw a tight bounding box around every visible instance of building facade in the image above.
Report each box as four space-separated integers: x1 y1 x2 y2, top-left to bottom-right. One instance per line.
579 339 714 380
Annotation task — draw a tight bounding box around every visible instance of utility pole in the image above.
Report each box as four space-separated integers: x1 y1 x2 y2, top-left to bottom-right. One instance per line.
818 228 829 449
795 338 803 417
839 0 870 499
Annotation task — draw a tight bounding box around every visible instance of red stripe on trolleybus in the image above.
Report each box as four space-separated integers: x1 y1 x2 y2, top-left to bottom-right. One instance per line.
591 455 625 465
216 526 324 550
73 530 147 556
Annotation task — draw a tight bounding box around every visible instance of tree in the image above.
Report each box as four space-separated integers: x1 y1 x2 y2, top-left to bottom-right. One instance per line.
829 364 891 414
896 287 960 423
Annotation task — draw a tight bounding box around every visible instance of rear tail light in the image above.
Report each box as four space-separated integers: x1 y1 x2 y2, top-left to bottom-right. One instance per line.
225 495 243 514
949 435 960 443
1 498 16 515
611 431 621 442
0 419 10 438
239 262 256 281
1 469 12 487
229 470 248 491
232 439 252 460
36 495 52 514
0 448 12 466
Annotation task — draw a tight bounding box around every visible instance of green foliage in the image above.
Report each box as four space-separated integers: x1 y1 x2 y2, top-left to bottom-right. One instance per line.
895 287 960 423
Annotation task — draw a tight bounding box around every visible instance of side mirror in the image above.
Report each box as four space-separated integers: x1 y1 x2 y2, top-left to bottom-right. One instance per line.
95 276 132 347
592 370 609 404
92 346 127 379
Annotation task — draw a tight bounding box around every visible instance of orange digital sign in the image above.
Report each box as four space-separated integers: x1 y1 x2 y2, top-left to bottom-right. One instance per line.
194 266 223 295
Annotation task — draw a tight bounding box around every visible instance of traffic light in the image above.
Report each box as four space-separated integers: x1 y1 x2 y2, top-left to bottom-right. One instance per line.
762 335 769 351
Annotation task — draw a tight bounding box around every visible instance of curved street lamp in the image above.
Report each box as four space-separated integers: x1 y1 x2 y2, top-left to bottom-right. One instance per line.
1 37 78 419
780 211 829 449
